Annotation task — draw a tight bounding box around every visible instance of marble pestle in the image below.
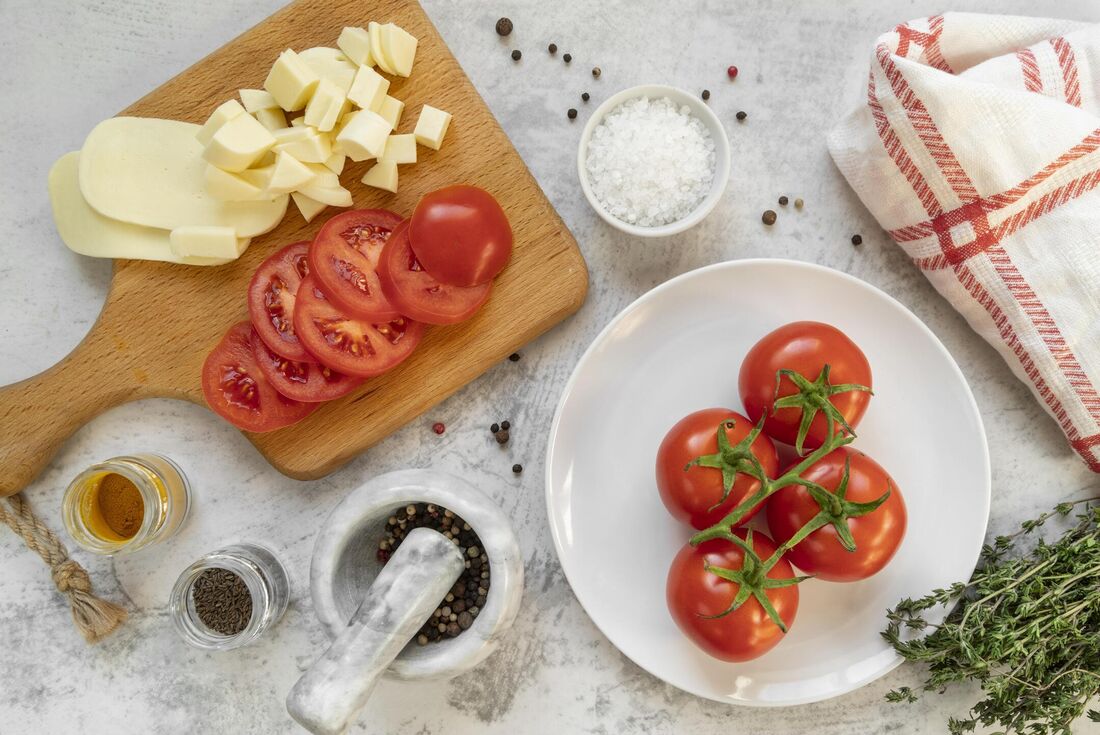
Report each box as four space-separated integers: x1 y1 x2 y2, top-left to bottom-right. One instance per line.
286 527 465 735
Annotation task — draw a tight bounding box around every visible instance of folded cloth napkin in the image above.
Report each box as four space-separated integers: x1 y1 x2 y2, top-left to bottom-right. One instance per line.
828 13 1100 471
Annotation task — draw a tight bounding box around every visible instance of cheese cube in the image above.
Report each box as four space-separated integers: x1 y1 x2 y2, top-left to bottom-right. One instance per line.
369 22 395 74
203 112 277 172
169 226 247 259
337 27 374 67
268 151 315 194
264 49 320 111
336 110 391 161
290 116 307 128
381 23 418 77
239 165 274 191
274 128 332 163
378 95 404 129
204 164 264 201
381 134 417 165
196 99 246 147
290 191 326 222
304 79 347 133
240 89 279 113
323 149 346 175
298 180 353 207
254 107 288 132
302 163 341 189
346 65 389 112
413 105 451 150
361 161 398 193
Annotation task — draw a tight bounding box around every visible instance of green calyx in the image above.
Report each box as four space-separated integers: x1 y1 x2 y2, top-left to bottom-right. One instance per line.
771 363 872 456
788 456 892 552
685 417 769 512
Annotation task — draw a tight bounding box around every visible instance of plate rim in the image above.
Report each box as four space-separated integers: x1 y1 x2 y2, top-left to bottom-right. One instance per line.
544 257 992 706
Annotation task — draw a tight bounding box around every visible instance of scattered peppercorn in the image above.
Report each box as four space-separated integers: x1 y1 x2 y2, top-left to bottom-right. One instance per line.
591 67 601 78
512 464 523 474
567 108 577 120
563 53 572 63
501 420 511 431
581 92 590 102
508 352 521 362
851 234 863 246
495 430 510 445
490 423 500 433
778 195 789 206
432 422 445 435
795 198 804 209
548 43 557 54
736 111 747 121
727 65 739 80
511 49 522 61
495 17 513 36
701 89 710 101
762 210 777 226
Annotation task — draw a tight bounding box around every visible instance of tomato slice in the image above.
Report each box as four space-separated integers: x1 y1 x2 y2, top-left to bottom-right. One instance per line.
201 322 318 432
378 219 492 325
292 275 425 377
247 242 312 362
308 209 403 321
408 185 512 287
249 328 364 403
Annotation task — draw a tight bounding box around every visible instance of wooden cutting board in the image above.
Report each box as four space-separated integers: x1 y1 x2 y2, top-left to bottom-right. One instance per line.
0 0 587 497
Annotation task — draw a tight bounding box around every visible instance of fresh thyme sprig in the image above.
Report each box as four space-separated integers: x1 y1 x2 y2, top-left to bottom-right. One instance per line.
883 497 1100 735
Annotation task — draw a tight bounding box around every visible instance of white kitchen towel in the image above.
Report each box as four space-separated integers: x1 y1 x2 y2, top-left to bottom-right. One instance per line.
828 13 1100 471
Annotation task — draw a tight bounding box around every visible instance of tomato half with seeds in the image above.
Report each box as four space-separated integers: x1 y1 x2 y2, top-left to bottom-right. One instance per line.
666 529 799 662
292 275 424 378
201 322 317 432
767 447 907 582
308 209 403 321
247 241 312 362
378 219 492 325
408 185 512 287
656 408 778 530
249 328 364 403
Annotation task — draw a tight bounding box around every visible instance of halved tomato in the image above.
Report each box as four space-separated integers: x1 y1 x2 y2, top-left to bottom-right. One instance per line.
308 209 403 321
247 242 312 362
292 275 425 377
408 185 512 287
249 328 364 403
201 322 317 432
378 219 491 325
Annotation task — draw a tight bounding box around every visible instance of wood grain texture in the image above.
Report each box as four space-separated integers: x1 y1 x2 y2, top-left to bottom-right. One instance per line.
0 0 587 496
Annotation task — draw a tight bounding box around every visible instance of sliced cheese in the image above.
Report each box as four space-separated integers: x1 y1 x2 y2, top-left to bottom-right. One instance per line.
337 27 374 67
205 164 265 201
361 160 398 193
203 112 277 172
413 105 451 150
169 226 247 259
79 117 288 237
50 152 240 266
381 23 417 77
299 47 358 93
254 107 288 132
378 95 404 129
291 191 327 223
240 88 279 113
273 127 332 163
268 151 315 194
196 99 246 147
346 65 389 112
264 49 320 111
380 133 417 164
369 22 396 74
336 109 391 161
304 78 346 132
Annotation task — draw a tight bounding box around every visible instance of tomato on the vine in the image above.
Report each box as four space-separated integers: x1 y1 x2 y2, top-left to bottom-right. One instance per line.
656 408 778 530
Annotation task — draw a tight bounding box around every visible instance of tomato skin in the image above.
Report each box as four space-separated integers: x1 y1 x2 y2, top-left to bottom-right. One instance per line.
739 321 872 451
377 219 492 325
247 241 312 362
409 185 512 287
766 447 906 582
201 322 317 433
666 530 798 662
308 209 403 321
249 328 364 403
656 408 778 530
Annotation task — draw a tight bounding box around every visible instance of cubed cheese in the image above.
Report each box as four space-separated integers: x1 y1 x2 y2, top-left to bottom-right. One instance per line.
298 180 353 207
381 23 418 77
273 128 332 163
204 164 264 201
380 134 417 164
378 95 404 129
368 22 396 74
413 105 451 150
169 226 247 259
299 47 358 94
268 151 315 194
254 107 288 132
337 26 374 67
196 99 246 147
346 65 389 112
291 191 327 222
323 149 346 175
290 116 307 128
361 160 398 193
304 79 347 133
264 49 320 111
336 110 391 161
302 162 341 189
240 89 279 113
203 112 277 172
239 165 274 191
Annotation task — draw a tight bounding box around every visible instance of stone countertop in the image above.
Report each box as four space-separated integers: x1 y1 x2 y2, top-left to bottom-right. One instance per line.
2 1 1098 733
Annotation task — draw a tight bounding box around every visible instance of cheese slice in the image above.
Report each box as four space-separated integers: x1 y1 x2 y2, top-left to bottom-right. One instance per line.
79 117 288 237
205 164 265 201
337 27 374 67
369 22 396 74
299 47 358 93
361 160 398 193
50 152 241 265
169 226 247 259
291 191 327 223
381 23 417 77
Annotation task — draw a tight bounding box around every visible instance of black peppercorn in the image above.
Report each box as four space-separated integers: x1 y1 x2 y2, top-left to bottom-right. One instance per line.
548 43 557 54
778 196 789 206
736 110 747 121
567 108 577 120
851 234 863 246
511 49 522 61
762 210 777 226
512 464 523 474
501 420 510 431
581 92 590 102
591 67 601 78
495 430 510 445
701 89 710 100
495 17 513 36
563 53 572 63
490 423 500 433
508 352 521 362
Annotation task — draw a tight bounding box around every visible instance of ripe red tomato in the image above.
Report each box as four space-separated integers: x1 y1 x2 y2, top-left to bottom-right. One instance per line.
666 530 799 662
247 241 312 362
408 185 512 287
308 209 403 321
292 276 424 378
766 447 906 582
249 328 364 403
201 322 317 432
377 219 492 325
739 321 872 453
655 408 778 530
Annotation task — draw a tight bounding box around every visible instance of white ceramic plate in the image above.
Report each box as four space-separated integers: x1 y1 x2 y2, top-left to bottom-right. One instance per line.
545 259 990 706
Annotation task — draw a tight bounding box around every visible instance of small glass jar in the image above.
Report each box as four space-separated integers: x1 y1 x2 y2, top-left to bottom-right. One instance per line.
169 543 290 651
62 453 191 555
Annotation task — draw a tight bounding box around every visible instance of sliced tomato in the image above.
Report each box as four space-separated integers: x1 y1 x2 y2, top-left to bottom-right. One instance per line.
249 328 364 403
308 209 404 321
408 185 512 287
377 219 492 325
201 322 317 432
292 275 425 377
247 242 312 362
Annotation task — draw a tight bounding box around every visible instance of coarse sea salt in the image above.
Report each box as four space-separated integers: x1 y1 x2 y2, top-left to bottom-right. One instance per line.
585 96 716 227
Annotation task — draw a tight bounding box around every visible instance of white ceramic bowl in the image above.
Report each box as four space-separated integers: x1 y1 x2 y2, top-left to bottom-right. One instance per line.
577 84 731 237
